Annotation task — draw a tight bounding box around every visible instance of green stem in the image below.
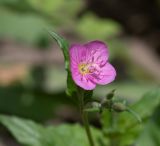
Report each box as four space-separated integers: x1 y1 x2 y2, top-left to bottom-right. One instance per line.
78 89 95 146
110 111 118 146
110 110 116 129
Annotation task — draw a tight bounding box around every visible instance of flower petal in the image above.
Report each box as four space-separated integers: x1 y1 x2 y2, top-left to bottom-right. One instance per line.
84 40 109 65
89 63 116 85
69 44 96 90
71 69 96 90
69 44 87 64
69 41 115 90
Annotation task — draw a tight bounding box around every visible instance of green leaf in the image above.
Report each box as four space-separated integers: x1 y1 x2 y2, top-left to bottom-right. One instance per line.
136 120 160 146
0 115 103 146
101 89 160 146
136 105 160 146
48 31 69 70
49 31 77 96
118 90 160 146
66 72 77 96
0 115 44 146
126 108 142 123
119 89 160 128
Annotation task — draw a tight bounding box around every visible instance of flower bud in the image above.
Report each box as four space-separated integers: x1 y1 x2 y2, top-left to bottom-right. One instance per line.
106 89 116 100
112 102 126 112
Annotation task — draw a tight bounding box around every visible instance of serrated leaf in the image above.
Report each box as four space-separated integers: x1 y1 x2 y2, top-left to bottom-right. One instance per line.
49 31 77 96
0 115 103 146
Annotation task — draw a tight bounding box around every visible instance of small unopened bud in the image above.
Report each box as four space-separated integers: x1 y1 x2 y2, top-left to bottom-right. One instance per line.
106 89 116 100
112 102 126 112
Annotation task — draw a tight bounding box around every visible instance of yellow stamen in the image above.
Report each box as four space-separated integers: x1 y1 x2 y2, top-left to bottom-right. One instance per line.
78 63 90 75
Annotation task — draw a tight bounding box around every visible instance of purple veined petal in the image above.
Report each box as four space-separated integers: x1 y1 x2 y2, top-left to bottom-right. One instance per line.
70 67 96 90
84 40 109 64
89 63 116 85
69 44 87 64
69 44 96 90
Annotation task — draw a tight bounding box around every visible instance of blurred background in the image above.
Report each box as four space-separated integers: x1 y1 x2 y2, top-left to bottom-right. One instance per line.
0 0 160 145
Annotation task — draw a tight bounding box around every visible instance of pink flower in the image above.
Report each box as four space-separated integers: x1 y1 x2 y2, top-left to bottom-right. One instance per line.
69 40 116 90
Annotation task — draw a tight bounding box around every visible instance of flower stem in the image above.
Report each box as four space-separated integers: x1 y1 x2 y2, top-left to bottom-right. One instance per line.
78 89 95 146
110 111 117 146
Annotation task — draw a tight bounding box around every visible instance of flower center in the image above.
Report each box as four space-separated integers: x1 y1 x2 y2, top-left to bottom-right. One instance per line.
78 63 99 75
78 63 90 75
